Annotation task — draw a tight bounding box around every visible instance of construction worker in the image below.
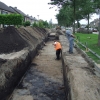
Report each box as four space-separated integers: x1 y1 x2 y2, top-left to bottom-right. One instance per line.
66 29 75 54
53 40 62 60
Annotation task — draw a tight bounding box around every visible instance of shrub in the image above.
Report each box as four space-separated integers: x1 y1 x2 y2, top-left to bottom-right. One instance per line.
32 22 38 27
23 21 31 27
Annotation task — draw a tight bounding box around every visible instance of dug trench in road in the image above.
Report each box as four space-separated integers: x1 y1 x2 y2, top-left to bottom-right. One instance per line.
9 41 66 100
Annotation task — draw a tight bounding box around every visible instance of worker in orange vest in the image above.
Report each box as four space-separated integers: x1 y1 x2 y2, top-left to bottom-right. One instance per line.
53 40 62 60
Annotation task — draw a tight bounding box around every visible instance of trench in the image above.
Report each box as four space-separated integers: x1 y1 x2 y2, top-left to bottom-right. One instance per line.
8 40 68 100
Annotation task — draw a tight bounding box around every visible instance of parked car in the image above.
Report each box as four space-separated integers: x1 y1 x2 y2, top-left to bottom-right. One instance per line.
77 28 92 33
93 28 98 32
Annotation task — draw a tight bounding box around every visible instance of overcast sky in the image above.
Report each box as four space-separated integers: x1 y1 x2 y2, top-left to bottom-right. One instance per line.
1 0 99 24
79 13 99 25
1 0 58 23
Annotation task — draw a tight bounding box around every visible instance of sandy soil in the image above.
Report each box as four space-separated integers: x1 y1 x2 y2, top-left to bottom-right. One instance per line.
10 41 65 100
32 41 63 83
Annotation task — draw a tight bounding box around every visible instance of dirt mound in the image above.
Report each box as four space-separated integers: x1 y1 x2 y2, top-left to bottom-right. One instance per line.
0 26 28 54
35 27 47 36
17 27 38 48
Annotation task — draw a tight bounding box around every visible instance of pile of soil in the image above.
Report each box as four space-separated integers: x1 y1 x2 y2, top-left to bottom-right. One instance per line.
0 26 28 54
35 27 47 36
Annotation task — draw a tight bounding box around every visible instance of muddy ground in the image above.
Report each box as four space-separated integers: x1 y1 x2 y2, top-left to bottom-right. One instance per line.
0 26 28 54
9 41 66 100
0 26 49 100
0 26 48 54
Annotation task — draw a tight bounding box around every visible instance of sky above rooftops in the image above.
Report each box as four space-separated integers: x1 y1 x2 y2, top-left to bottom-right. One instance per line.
79 13 99 25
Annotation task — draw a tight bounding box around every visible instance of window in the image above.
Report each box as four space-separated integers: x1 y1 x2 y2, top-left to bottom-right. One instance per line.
1 10 8 14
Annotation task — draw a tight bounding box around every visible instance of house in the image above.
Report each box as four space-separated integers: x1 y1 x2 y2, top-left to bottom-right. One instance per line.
9 7 37 24
9 6 27 22
0 1 15 14
26 15 34 24
28 16 37 25
0 1 16 28
90 18 99 28
0 1 36 27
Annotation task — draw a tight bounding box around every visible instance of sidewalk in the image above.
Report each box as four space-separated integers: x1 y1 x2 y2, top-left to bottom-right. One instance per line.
60 35 100 100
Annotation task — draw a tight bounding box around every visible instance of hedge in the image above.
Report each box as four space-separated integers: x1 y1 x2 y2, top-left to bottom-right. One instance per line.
0 14 24 25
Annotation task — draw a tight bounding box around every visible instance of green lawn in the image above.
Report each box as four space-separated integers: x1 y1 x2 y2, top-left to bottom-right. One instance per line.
75 33 100 63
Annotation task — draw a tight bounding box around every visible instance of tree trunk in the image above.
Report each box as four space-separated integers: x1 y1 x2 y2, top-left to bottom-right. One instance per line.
98 33 100 46
73 0 76 34
98 18 100 46
87 14 89 34
77 20 78 28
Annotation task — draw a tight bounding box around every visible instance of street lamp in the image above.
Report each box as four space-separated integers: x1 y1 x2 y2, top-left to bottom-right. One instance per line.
37 15 39 20
37 15 39 26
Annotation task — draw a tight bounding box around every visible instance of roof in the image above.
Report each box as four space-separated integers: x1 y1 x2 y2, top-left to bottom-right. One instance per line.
26 15 35 20
0 1 36 21
9 6 17 13
0 2 15 13
25 15 37 21
9 6 27 17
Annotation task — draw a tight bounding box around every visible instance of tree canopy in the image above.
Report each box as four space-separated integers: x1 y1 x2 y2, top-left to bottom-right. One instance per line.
49 0 99 27
49 0 100 45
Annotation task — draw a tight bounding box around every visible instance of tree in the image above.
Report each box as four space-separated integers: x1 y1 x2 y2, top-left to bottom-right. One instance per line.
56 6 74 26
49 0 100 46
94 0 100 46
32 20 50 28
38 21 44 28
79 0 95 33
42 20 49 28
48 0 81 33
49 0 96 33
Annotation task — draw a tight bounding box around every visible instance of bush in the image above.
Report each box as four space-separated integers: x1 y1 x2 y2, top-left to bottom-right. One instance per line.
38 21 44 28
32 22 38 27
23 21 31 27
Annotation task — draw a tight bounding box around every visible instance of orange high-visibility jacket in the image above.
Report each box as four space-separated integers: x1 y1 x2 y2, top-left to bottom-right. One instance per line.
54 42 62 50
